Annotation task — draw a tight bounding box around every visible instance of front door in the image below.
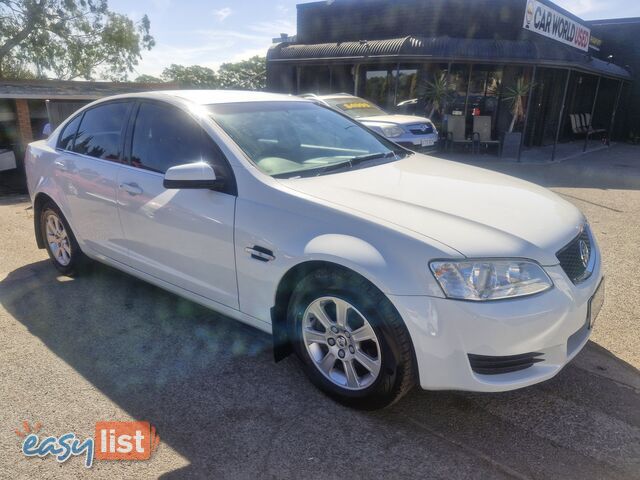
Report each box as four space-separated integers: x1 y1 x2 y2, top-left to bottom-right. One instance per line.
116 101 238 309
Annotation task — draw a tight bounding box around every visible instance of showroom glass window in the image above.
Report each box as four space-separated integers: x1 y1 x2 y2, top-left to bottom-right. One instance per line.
466 65 504 138
73 102 130 161
395 68 418 105
298 66 331 95
363 65 396 109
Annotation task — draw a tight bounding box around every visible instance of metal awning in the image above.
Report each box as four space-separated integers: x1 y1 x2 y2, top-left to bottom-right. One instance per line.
268 36 631 80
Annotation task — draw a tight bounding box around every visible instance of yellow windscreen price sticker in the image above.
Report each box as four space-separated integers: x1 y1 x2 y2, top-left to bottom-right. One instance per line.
341 102 372 109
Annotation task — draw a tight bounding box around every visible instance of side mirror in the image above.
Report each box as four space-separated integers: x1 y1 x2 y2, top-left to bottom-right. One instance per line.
163 162 223 190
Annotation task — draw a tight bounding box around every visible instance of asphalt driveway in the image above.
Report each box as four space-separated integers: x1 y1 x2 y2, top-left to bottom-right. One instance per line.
1 145 639 479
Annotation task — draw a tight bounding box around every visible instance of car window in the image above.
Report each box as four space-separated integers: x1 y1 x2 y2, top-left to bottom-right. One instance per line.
73 102 130 161
208 101 406 178
57 114 82 151
130 102 223 175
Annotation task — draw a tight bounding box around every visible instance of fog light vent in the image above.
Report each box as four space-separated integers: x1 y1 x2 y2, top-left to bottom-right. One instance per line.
468 352 544 375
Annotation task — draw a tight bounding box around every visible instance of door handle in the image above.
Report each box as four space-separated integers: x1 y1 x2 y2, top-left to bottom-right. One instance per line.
54 160 68 171
119 182 143 196
245 246 275 262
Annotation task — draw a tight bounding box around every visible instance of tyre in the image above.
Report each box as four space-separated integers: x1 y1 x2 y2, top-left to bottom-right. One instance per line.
40 202 86 275
288 268 415 409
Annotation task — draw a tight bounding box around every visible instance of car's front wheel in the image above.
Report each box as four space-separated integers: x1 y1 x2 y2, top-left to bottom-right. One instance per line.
40 202 86 275
288 268 415 409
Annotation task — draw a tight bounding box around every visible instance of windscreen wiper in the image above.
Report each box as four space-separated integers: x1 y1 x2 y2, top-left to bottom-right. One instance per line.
314 151 398 176
349 151 397 165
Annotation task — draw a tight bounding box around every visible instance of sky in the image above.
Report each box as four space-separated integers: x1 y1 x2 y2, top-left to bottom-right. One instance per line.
108 0 640 79
109 0 299 78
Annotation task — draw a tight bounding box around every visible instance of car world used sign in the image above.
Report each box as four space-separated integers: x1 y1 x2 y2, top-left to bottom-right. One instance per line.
522 0 590 52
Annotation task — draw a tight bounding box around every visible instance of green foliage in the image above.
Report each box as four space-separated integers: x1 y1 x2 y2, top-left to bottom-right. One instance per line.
502 77 534 133
160 64 217 88
217 56 266 90
159 56 266 90
423 73 453 118
134 74 163 83
0 0 155 80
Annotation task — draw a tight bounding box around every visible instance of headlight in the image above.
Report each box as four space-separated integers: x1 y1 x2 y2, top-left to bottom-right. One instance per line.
381 125 404 138
429 259 552 301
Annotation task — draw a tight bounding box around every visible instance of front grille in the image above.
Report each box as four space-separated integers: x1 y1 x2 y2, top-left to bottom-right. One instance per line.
409 124 434 135
556 227 593 284
468 352 544 375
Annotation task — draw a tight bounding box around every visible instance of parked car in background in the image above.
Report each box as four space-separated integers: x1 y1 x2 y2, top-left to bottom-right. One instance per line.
301 93 439 151
0 148 17 172
25 90 603 410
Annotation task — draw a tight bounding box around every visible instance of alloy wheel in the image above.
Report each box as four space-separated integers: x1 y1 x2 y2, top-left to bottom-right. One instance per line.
45 211 72 266
302 296 381 390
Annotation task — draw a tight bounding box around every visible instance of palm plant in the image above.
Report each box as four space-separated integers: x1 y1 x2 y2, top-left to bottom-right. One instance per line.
502 77 534 133
423 72 452 119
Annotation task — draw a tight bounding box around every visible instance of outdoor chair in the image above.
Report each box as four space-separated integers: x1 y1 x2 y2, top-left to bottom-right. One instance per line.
472 116 501 154
445 115 475 152
569 113 608 143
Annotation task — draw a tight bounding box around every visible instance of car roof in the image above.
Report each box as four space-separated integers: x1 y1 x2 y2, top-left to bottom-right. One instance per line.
100 89 307 105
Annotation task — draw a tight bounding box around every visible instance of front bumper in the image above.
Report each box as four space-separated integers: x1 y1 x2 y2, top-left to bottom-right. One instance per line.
394 132 439 151
388 259 602 392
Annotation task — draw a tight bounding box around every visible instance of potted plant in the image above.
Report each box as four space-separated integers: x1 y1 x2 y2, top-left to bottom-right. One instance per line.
501 77 533 158
424 72 452 119
422 73 453 145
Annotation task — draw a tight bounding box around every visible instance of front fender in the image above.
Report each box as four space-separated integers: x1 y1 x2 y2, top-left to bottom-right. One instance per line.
303 234 387 276
234 192 455 329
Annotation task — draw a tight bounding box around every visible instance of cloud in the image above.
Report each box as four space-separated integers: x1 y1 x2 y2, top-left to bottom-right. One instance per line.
194 28 267 42
248 19 296 36
213 7 232 22
553 0 595 15
132 42 233 76
131 7 297 78
150 0 172 11
552 0 640 19
229 47 272 63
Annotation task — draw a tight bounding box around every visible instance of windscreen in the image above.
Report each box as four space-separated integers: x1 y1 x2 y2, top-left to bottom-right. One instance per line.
207 101 405 178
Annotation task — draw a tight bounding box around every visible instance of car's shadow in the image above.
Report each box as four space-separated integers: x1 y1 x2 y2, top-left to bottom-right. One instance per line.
1 260 639 479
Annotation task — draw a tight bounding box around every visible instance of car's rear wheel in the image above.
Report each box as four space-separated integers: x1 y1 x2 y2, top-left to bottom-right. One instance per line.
40 202 86 275
288 268 415 409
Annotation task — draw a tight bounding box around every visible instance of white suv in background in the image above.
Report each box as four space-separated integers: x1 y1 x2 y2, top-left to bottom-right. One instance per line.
25 90 604 409
301 93 439 150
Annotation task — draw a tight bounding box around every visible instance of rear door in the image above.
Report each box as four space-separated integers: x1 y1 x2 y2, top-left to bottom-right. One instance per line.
116 100 239 308
54 101 133 263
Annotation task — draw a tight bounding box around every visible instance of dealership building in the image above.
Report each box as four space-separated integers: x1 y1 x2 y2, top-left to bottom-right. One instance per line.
267 0 639 157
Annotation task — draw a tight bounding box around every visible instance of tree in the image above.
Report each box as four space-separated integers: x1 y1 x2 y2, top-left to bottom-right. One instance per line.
217 56 266 90
161 64 218 88
0 0 154 80
135 74 162 83
148 57 267 90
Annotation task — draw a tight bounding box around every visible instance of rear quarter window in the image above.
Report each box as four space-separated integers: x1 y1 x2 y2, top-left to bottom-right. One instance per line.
73 102 130 161
57 115 82 151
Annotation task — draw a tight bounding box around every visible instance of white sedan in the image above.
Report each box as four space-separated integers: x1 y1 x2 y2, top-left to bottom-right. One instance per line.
25 90 604 409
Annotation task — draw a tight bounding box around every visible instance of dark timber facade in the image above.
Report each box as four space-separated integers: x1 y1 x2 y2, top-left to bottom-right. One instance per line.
267 0 637 156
